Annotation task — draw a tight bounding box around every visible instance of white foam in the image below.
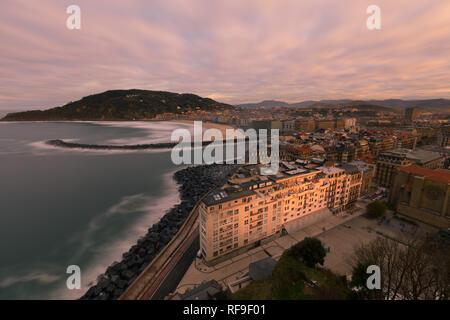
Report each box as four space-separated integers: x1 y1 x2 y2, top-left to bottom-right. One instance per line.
52 168 184 300
28 140 173 155
0 272 61 289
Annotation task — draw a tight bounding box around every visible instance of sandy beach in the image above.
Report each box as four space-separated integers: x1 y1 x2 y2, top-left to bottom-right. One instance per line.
170 120 238 137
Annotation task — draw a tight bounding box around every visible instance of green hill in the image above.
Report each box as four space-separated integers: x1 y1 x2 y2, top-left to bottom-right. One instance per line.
1 89 235 121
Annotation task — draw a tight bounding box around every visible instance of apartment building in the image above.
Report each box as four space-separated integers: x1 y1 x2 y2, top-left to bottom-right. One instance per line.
296 119 316 132
395 134 417 150
199 162 362 263
438 131 450 147
375 148 444 186
405 107 419 122
344 118 357 129
280 145 313 160
348 160 375 195
281 120 296 135
316 120 336 130
369 137 395 156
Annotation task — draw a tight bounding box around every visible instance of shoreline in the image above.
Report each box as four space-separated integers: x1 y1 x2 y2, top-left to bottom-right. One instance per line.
80 163 239 300
169 120 236 136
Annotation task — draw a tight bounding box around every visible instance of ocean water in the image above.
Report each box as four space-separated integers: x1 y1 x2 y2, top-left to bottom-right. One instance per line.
0 121 195 299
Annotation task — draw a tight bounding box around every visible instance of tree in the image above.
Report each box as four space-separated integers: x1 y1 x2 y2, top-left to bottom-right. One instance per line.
288 237 327 268
349 237 450 300
366 201 386 218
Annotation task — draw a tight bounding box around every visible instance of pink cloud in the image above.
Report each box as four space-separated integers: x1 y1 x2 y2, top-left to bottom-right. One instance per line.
0 0 449 109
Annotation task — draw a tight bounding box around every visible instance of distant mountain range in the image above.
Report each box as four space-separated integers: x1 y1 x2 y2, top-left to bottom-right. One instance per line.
3 91 449 121
237 99 450 111
1 89 235 121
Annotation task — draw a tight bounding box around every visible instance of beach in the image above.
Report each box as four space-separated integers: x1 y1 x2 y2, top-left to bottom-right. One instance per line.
170 120 237 137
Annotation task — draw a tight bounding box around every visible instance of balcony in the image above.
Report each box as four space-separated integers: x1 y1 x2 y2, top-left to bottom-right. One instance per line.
249 221 263 229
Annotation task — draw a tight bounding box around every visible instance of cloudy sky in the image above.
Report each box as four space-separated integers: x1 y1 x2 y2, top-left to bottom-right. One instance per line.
1 0 449 110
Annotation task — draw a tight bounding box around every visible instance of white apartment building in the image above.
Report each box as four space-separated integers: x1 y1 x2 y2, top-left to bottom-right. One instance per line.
199 162 362 263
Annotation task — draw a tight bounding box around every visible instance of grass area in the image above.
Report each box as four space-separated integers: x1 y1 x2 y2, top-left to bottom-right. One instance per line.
230 252 350 300
231 279 273 300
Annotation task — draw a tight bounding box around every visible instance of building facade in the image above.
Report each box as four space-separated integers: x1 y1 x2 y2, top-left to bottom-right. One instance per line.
405 107 419 122
375 148 444 186
199 163 362 263
296 119 316 132
438 132 450 147
389 166 450 228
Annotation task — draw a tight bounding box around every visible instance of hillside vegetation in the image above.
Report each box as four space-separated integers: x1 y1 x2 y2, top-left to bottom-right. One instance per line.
1 89 235 121
231 238 350 300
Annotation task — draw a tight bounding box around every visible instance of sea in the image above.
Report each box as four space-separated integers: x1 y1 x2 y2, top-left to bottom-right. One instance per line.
0 117 198 299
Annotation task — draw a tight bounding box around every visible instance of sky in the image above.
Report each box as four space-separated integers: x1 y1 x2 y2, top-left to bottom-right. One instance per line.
0 0 449 110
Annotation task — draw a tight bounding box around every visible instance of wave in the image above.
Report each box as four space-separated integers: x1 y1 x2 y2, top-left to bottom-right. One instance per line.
83 121 198 145
52 168 183 300
0 272 61 289
28 140 173 155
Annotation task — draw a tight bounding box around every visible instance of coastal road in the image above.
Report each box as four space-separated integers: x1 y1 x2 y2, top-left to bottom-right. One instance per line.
140 226 199 300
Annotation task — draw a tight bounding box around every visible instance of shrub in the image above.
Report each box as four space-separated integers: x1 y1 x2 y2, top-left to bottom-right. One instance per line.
288 237 327 268
366 201 387 218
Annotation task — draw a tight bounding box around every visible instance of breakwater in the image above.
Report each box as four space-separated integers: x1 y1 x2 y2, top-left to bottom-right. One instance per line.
46 138 250 151
80 163 239 300
46 139 208 150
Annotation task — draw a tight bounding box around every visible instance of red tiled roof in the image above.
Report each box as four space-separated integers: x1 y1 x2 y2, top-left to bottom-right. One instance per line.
283 145 313 153
399 165 450 183
324 161 335 167
359 153 376 163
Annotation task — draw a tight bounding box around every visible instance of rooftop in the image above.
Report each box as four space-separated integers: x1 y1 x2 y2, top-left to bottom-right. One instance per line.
399 165 450 183
203 188 256 206
380 148 443 164
249 257 277 281
178 280 223 300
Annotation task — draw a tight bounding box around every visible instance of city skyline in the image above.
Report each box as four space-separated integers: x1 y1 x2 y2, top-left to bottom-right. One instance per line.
1 0 450 110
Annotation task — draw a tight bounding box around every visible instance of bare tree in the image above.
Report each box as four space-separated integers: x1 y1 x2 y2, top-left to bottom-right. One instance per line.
349 237 449 300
